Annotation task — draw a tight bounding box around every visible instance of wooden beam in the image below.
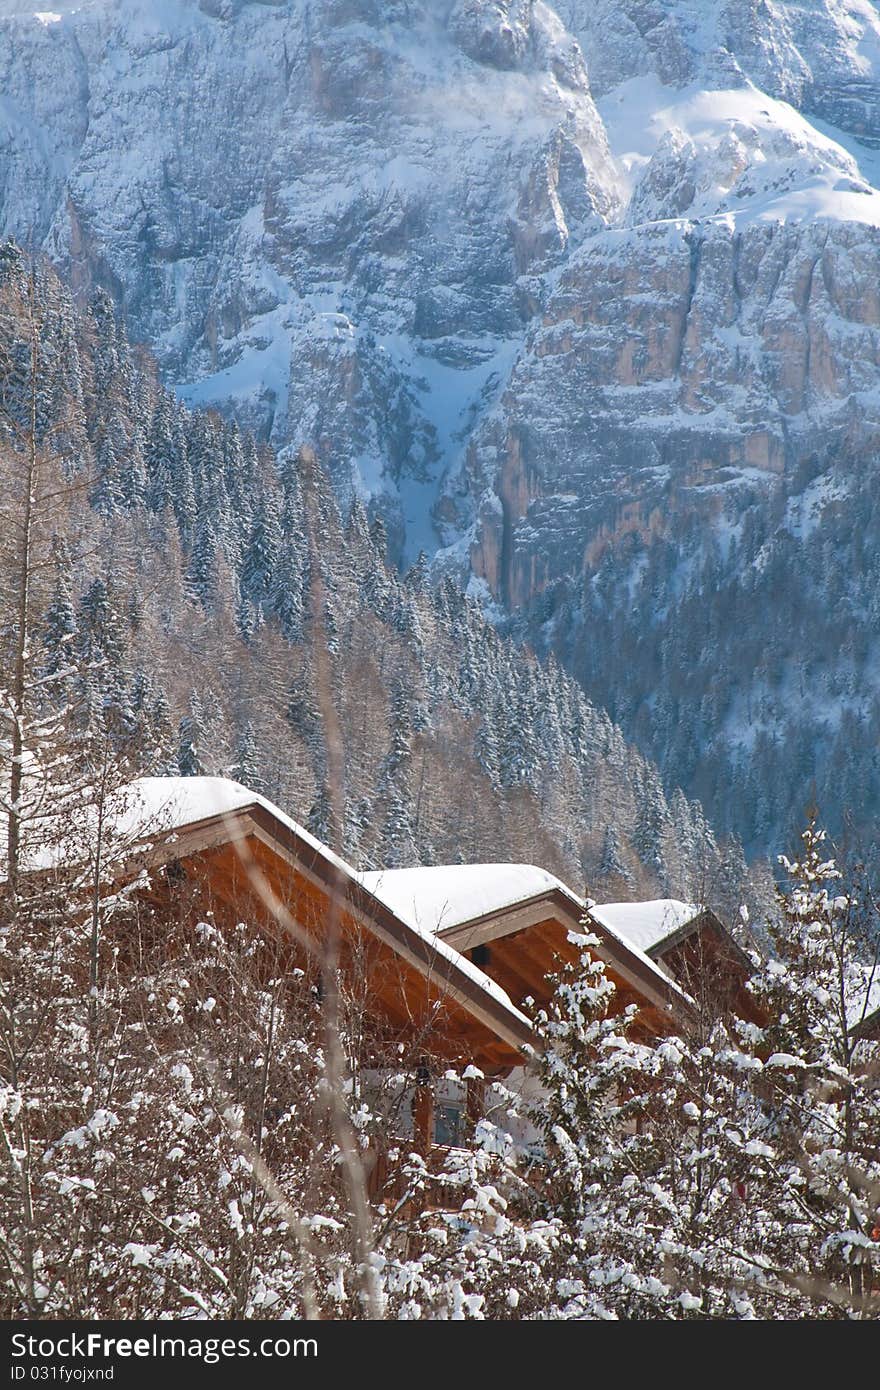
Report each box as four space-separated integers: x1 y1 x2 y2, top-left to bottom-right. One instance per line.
440 897 569 952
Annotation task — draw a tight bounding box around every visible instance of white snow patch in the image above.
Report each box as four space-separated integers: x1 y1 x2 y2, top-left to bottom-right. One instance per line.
590 899 702 955
357 862 579 936
599 76 880 228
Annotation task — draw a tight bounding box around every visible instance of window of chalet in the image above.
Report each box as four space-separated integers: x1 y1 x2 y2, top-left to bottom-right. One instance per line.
433 1099 466 1148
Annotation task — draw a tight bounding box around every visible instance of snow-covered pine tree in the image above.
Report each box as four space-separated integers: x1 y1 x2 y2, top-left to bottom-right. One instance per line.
307 780 341 850
241 494 281 608
233 720 264 795
739 820 880 1314
529 919 803 1317
145 393 179 518
633 765 670 888
598 823 632 890
177 692 206 777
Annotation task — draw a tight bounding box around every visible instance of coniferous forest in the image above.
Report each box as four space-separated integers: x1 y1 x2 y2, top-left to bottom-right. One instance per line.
0 246 760 914
3 0 880 1328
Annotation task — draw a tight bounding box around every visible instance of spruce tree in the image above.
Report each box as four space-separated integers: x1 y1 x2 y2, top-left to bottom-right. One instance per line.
741 821 880 1313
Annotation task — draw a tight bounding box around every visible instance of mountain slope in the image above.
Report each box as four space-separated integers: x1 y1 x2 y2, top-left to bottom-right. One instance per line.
5 0 880 854
0 246 761 916
0 0 619 559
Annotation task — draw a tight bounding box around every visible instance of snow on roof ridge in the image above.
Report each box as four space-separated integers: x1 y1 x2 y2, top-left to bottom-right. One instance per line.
125 774 354 878
590 898 703 956
357 863 692 1011
357 860 582 936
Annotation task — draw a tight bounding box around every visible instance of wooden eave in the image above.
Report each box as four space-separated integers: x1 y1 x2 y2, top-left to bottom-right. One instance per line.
437 889 690 1025
649 908 754 974
850 1005 880 1042
120 800 536 1066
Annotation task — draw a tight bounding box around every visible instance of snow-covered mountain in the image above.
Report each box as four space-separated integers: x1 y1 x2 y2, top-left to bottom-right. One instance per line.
4 0 878 549
4 0 880 851
443 2 880 591
0 0 622 559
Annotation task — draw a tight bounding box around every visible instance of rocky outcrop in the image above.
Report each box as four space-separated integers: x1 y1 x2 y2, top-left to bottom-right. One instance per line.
0 0 618 559
439 215 880 605
560 0 880 147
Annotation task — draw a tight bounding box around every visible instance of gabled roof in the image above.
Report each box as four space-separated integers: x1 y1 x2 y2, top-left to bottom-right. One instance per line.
357 863 578 936
589 899 703 957
115 778 534 1059
360 862 691 1022
45 776 691 1050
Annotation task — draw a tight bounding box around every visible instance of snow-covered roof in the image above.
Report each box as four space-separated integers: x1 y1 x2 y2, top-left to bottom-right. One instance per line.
122 775 257 826
0 774 352 879
356 863 580 936
849 970 880 1034
12 774 689 1033
590 899 703 956
116 779 531 1032
118 775 356 879
357 863 691 1015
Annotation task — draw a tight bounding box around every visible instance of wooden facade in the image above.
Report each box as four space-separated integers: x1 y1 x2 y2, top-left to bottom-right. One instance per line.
122 798 533 1077
436 891 689 1040
109 781 780 1161
631 907 761 1025
119 792 696 1062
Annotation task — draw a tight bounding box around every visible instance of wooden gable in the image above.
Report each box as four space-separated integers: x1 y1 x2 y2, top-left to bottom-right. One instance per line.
436 890 691 1038
646 909 762 1023
121 800 531 1077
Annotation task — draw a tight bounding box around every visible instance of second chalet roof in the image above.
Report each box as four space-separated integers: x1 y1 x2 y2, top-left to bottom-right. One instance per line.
590 899 703 956
356 862 691 1015
356 863 581 936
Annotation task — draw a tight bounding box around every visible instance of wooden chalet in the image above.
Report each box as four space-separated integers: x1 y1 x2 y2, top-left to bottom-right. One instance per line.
589 898 761 1022
358 864 689 1041
106 779 692 1154
11 774 878 1198
116 779 534 1078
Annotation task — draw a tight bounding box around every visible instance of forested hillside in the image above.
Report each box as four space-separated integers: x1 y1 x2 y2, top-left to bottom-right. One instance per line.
5 1 880 864
511 464 880 858
0 244 761 914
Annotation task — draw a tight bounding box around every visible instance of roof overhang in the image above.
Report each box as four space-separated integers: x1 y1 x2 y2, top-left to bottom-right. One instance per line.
438 888 690 1023
647 907 754 974
120 798 536 1061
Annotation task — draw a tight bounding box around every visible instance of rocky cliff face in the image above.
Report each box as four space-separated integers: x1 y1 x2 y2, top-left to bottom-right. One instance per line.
4 1 879 565
4 0 880 852
0 0 619 558
451 214 880 609
559 0 880 146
